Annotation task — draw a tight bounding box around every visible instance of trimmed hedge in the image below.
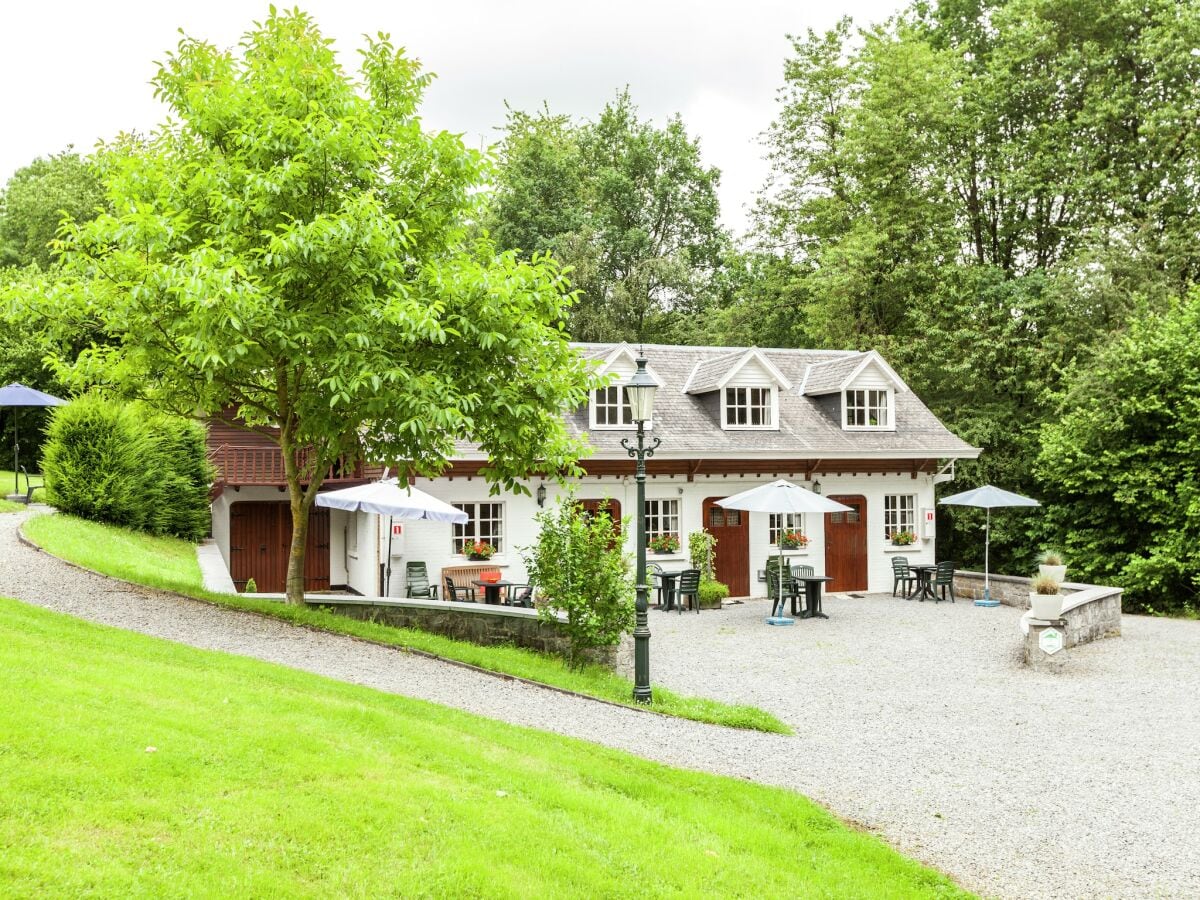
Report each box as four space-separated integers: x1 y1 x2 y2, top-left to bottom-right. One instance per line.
42 396 213 540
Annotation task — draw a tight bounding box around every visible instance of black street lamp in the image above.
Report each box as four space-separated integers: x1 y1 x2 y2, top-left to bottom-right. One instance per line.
621 355 659 704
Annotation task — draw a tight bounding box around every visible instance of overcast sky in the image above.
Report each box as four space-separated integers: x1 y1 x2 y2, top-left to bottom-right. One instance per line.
1 1 904 236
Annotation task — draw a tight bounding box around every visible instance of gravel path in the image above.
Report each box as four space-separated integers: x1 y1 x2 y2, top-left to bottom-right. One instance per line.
3 506 1199 898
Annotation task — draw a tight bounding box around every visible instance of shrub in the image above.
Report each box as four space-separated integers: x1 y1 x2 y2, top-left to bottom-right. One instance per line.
523 493 634 668
688 530 717 579
698 580 729 607
1038 550 1065 567
42 395 213 541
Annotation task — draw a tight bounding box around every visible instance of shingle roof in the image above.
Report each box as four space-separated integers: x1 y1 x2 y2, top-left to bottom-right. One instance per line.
458 343 980 460
683 350 746 394
800 354 869 395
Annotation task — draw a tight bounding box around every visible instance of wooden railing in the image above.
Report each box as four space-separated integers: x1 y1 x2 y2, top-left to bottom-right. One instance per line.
210 446 383 486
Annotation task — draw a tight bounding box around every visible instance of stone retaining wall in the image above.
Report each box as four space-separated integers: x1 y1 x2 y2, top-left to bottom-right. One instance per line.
951 571 1123 651
305 595 616 667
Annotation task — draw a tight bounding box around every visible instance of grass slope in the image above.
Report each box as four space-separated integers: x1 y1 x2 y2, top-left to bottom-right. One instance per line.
0 597 969 897
22 513 790 734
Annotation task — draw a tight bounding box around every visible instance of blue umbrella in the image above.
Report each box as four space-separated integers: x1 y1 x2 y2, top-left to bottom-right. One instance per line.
0 383 67 498
939 485 1040 607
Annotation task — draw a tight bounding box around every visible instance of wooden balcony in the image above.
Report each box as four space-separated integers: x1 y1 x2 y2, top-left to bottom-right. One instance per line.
210 445 384 487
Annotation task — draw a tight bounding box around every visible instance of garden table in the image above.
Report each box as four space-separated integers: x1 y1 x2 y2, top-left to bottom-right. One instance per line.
472 579 515 605
655 571 686 611
906 565 938 602
792 575 833 619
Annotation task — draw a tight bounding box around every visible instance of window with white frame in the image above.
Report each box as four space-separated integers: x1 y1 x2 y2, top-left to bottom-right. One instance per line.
724 386 773 427
644 499 680 541
883 495 916 537
592 385 634 427
452 502 504 554
845 389 890 427
768 513 807 546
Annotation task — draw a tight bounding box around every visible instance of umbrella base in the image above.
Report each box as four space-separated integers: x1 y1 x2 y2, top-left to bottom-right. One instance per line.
766 616 796 626
974 598 1001 607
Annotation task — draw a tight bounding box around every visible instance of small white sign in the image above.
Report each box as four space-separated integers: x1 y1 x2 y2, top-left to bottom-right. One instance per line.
1039 628 1064 655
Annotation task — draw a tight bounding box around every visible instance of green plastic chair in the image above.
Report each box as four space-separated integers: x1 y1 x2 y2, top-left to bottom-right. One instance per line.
765 558 801 616
933 561 957 603
676 568 702 614
405 562 438 600
891 557 915 597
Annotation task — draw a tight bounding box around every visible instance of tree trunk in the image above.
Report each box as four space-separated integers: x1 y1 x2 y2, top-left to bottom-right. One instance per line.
284 478 313 606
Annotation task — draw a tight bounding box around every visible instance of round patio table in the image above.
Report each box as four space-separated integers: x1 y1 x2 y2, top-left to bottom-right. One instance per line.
906 565 938 602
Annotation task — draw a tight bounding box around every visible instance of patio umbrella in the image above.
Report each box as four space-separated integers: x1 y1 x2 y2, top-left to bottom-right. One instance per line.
316 478 468 596
717 480 852 624
0 382 67 498
938 484 1040 607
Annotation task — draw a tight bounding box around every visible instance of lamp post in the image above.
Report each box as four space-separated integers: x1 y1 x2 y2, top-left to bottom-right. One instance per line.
621 355 659 704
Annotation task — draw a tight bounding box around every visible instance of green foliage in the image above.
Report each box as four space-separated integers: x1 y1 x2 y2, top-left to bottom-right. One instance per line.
523 494 634 666
0 149 106 270
1036 293 1200 614
489 90 730 342
8 9 597 604
41 395 212 540
648 533 680 554
698 580 730 606
688 529 717 579
1037 550 1064 568
728 1 1200 583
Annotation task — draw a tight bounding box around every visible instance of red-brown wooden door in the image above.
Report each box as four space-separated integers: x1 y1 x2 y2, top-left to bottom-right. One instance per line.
703 497 749 596
229 501 330 593
824 494 867 592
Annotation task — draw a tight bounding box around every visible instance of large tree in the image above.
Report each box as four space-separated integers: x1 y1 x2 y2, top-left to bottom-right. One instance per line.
488 91 729 342
10 9 597 605
0 150 106 270
729 0 1200 578
1037 293 1200 614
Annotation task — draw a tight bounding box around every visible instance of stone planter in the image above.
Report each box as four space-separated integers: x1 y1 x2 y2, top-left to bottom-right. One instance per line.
1029 591 1064 620
1039 564 1067 583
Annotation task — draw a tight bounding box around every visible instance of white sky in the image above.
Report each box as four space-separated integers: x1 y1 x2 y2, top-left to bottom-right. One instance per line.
0 1 904 236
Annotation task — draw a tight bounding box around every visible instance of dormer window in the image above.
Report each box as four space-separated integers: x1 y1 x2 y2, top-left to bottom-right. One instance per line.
593 385 633 427
725 386 774 427
845 389 890 428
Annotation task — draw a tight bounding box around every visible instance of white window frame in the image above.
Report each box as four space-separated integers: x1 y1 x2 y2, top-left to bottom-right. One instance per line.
452 501 505 555
590 384 636 429
722 385 777 430
644 499 680 542
768 513 807 547
843 388 894 430
883 495 916 537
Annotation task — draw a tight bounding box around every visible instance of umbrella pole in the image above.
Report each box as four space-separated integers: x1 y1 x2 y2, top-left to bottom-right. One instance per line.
984 508 991 601
12 409 18 496
385 515 394 597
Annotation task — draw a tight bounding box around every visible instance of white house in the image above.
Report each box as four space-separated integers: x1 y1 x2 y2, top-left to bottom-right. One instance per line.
207 343 980 597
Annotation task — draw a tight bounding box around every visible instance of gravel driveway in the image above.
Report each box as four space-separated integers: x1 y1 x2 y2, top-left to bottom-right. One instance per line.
3 506 1198 898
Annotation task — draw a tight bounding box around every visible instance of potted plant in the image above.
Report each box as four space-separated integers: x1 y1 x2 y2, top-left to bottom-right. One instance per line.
648 533 680 554
889 530 918 546
779 529 810 550
463 540 496 561
1038 550 1067 584
698 579 730 609
1029 573 1063 620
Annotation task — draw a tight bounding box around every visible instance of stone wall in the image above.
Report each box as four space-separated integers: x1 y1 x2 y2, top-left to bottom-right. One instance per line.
306 596 616 668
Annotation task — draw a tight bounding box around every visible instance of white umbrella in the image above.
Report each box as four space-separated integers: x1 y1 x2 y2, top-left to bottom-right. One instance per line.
316 478 468 595
717 480 852 622
939 484 1040 607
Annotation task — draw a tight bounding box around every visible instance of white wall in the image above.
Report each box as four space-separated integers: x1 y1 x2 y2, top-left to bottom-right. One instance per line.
210 471 941 597
394 471 939 597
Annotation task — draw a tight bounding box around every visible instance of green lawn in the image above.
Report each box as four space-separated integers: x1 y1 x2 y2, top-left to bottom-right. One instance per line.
22 513 790 734
0 597 968 897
